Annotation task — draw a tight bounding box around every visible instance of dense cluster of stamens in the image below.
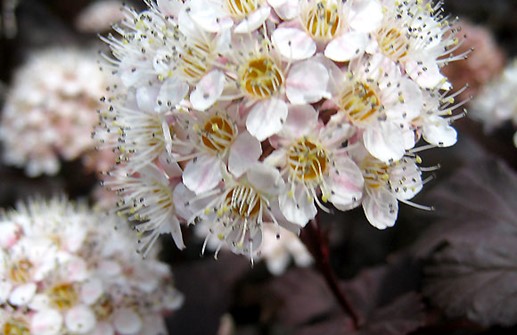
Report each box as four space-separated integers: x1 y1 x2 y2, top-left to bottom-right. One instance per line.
287 138 329 182
239 56 284 99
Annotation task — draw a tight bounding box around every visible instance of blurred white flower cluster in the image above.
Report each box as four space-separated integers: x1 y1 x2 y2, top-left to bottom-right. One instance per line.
470 59 517 147
0 48 112 177
0 197 183 335
98 0 464 259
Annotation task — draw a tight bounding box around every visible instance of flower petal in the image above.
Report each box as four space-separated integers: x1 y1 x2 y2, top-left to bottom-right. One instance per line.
31 309 63 335
229 131 262 178
9 282 37 306
272 27 316 60
422 115 457 147
282 104 318 137
234 7 270 33
183 154 222 194
65 305 96 334
348 0 383 32
113 308 142 334
327 157 364 211
363 188 398 229
363 121 406 163
156 77 189 112
324 31 368 62
279 185 317 226
190 70 225 111
246 98 288 141
286 60 330 104
246 163 285 195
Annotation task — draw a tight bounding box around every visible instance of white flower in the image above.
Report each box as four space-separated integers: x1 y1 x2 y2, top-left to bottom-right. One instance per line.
356 149 424 229
332 54 423 163
175 105 262 194
177 162 286 257
366 0 461 90
265 104 364 226
106 164 185 254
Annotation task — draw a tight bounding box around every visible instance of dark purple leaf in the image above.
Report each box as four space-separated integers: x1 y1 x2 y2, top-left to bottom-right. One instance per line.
414 158 517 326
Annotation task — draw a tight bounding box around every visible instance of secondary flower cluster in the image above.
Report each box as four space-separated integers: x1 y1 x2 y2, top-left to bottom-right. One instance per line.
470 58 517 147
0 197 183 335
99 0 464 258
0 47 113 177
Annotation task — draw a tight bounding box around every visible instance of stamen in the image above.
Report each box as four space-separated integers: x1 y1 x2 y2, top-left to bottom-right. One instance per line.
200 115 237 153
338 82 382 125
239 56 284 99
287 137 329 182
302 0 342 41
226 0 260 18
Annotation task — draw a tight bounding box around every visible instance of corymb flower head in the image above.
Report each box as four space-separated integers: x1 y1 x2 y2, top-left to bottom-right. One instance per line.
0 197 183 335
99 0 464 259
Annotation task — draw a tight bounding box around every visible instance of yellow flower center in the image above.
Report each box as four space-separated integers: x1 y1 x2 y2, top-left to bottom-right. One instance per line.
201 115 237 153
48 283 78 311
377 27 410 61
302 0 342 41
287 138 329 182
361 156 389 190
180 40 214 82
239 56 284 99
338 81 382 125
226 0 260 18
8 259 33 284
3 319 30 335
224 185 263 218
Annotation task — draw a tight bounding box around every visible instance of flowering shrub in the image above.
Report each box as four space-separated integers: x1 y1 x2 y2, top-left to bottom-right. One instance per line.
98 0 465 259
0 197 183 335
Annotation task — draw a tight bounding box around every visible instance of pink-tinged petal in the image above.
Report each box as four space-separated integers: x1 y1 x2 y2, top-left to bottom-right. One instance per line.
246 163 285 195
348 0 383 32
363 188 398 229
229 131 262 178
328 157 364 211
31 309 63 335
246 98 288 141
363 122 405 163
190 70 225 111
282 104 318 137
269 0 299 20
187 1 233 33
9 282 37 306
263 147 286 166
113 308 142 334
422 115 457 147
405 59 451 90
97 260 121 277
272 27 316 60
286 60 330 104
234 7 270 33
172 183 197 222
80 278 104 305
0 222 20 248
183 154 222 194
65 305 96 334
156 77 189 112
279 186 317 226
385 78 423 121
136 85 159 113
324 31 368 62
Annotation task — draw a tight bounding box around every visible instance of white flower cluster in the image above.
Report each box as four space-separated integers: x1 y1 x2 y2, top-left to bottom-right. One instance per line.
470 58 517 147
99 0 463 258
0 48 108 177
0 197 183 335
